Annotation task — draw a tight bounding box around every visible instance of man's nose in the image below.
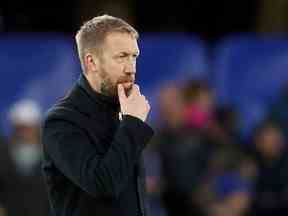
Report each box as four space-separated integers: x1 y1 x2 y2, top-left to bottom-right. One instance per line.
124 60 136 75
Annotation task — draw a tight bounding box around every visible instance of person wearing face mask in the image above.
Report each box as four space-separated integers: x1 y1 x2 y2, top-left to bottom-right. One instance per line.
8 99 43 176
2 99 50 216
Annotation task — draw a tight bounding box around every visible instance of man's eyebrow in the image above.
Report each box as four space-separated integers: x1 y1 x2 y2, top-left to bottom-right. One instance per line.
118 51 140 56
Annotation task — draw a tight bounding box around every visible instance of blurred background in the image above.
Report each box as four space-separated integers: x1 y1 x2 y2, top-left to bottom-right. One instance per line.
1 0 288 215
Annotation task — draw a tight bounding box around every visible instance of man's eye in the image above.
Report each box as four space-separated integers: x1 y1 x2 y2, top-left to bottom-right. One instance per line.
118 54 127 58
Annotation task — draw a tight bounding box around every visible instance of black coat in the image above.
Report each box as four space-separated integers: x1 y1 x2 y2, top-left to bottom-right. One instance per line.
41 75 154 216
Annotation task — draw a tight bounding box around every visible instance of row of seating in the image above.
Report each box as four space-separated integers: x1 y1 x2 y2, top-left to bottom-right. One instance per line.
1 33 288 135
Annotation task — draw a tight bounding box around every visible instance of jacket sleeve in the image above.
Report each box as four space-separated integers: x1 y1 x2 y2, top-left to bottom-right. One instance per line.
42 114 154 198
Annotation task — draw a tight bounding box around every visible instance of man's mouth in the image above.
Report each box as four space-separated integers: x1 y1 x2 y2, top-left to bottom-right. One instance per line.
122 81 133 89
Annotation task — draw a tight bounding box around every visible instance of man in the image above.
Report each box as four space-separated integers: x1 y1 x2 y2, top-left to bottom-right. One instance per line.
41 15 154 216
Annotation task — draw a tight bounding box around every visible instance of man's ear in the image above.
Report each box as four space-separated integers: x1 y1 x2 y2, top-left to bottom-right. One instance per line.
84 53 99 72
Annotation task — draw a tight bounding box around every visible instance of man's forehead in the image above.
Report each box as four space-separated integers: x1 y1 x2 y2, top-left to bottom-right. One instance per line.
104 32 139 53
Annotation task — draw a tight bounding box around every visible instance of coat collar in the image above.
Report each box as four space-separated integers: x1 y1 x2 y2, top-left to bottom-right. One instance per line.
70 74 120 115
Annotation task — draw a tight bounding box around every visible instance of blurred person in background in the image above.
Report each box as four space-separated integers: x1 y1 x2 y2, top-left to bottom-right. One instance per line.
205 106 252 179
183 81 239 147
8 99 43 177
182 81 257 216
179 80 256 216
146 84 185 216
156 81 217 216
42 15 154 216
208 106 240 146
0 99 49 216
154 84 187 216
269 84 288 140
182 80 214 131
249 121 288 215
157 84 185 131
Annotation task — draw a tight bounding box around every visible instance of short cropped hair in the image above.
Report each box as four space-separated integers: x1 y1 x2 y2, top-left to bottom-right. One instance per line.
75 15 139 72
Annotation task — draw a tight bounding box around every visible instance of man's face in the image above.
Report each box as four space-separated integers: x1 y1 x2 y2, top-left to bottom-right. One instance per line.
255 126 284 159
95 32 139 97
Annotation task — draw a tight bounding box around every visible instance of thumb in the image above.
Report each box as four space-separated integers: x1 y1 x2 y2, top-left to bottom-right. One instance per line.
117 84 126 102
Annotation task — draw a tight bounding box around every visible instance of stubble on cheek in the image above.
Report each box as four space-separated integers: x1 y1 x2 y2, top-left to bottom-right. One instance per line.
101 78 120 97
100 81 110 96
99 68 116 97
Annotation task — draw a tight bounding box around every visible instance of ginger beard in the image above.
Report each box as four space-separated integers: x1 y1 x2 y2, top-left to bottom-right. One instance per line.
99 68 134 98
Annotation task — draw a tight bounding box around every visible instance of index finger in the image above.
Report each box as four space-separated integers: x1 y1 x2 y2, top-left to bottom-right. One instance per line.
118 84 127 101
129 84 141 98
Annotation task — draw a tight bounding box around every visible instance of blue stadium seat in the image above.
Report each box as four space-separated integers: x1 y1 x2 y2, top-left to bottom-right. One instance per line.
137 33 209 123
212 35 288 136
0 34 80 134
138 33 208 91
0 33 208 132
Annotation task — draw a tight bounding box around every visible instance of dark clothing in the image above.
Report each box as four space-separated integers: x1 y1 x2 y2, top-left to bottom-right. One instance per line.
269 92 288 140
157 128 211 216
249 150 288 216
0 143 49 216
41 75 154 216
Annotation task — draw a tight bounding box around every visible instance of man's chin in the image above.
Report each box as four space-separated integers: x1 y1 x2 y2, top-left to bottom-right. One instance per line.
122 82 133 89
